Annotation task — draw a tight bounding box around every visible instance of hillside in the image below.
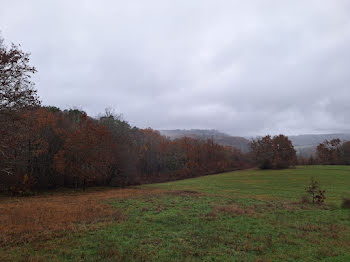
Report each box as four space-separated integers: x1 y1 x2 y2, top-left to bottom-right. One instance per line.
289 133 350 146
160 130 350 157
160 129 251 152
289 134 350 157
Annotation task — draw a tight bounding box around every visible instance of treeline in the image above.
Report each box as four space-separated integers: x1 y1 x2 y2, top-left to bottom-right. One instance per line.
0 106 251 193
299 139 350 165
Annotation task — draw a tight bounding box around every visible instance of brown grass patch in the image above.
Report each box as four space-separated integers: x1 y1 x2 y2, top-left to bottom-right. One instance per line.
0 188 162 246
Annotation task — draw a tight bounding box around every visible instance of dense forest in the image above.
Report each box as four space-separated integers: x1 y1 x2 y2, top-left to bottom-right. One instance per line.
0 35 349 194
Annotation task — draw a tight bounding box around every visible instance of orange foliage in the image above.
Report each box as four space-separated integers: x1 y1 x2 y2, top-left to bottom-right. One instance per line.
1 108 251 192
54 118 117 189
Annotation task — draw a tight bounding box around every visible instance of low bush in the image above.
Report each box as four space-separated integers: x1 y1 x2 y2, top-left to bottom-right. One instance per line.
305 177 326 204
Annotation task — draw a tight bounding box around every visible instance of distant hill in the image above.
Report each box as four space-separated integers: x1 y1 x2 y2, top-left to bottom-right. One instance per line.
159 129 251 152
159 130 350 157
289 134 350 147
289 134 350 157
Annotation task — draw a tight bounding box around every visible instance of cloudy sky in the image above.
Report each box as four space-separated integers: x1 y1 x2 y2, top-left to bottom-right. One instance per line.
1 1 350 136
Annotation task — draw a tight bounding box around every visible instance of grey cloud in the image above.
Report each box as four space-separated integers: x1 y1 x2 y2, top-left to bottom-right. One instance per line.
1 0 350 136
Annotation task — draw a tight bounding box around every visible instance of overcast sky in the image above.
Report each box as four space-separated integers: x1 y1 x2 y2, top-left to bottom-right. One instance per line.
1 1 350 136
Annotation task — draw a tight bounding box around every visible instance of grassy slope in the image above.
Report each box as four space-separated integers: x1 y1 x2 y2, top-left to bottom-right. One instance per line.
1 165 350 261
144 165 350 203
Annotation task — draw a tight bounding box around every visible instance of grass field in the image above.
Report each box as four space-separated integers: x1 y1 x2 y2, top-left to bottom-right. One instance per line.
1 165 350 261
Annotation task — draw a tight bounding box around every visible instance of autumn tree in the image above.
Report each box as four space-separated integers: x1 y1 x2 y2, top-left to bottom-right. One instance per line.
251 135 296 169
250 135 275 169
99 109 139 186
54 116 117 190
316 139 342 165
342 141 350 165
273 135 297 168
0 34 40 184
136 128 164 177
22 108 67 189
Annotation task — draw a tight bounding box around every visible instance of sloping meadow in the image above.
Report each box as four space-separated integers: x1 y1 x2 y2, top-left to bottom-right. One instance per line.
1 165 350 261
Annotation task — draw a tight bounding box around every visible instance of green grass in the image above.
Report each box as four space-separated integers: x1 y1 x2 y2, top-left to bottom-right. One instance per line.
2 165 350 261
145 165 350 202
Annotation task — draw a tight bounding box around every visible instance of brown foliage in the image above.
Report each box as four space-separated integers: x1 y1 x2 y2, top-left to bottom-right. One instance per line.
0 107 252 193
316 139 343 165
53 116 117 190
305 177 326 204
135 129 251 183
316 139 350 165
250 135 297 169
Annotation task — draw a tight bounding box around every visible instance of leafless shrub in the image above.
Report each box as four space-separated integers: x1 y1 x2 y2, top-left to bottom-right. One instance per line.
305 177 326 204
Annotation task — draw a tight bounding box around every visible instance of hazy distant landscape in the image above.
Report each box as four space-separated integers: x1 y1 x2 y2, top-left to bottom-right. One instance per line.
2 1 350 261
161 129 350 157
